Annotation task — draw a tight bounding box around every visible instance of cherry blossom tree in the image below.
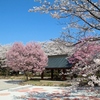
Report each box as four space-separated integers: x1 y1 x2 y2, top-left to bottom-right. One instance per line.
68 38 100 86
6 42 48 80
0 44 11 76
29 0 100 45
29 0 100 86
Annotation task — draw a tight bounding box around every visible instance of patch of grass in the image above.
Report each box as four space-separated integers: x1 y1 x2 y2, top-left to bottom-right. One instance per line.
19 79 72 87
59 83 71 87
0 75 72 87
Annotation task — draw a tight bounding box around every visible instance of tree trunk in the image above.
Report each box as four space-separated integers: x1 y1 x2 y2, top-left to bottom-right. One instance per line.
41 72 44 80
5 67 9 77
24 71 29 81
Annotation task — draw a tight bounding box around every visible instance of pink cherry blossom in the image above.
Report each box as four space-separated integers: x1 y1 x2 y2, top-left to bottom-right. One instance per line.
6 42 48 80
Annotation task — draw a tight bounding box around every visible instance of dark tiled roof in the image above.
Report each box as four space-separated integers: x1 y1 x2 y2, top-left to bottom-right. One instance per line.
46 54 72 69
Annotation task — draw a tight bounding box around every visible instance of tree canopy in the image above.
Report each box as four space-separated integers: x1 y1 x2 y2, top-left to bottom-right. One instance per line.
29 0 100 44
6 42 48 80
68 38 100 86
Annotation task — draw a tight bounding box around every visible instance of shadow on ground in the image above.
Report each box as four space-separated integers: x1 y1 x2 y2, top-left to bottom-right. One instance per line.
4 80 23 84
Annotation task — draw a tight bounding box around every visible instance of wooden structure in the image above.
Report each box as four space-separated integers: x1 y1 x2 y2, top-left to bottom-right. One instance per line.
41 54 72 80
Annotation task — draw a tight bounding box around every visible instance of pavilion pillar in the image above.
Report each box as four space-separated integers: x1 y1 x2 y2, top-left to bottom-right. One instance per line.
62 69 66 80
51 69 54 80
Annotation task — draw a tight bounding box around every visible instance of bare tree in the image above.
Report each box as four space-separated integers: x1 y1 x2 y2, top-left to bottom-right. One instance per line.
29 0 100 45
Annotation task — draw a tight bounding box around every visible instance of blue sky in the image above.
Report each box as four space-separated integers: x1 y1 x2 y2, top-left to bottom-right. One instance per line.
0 0 62 45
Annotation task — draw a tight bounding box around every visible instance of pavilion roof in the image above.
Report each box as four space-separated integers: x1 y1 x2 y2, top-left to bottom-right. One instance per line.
46 54 72 69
